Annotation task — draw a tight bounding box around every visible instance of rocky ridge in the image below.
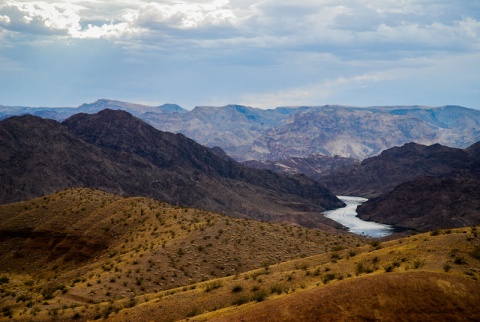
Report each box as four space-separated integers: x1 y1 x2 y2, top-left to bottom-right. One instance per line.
2 100 480 161
0 109 344 230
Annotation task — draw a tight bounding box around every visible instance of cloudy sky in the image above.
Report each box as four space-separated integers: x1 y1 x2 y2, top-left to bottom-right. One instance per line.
0 1 479 109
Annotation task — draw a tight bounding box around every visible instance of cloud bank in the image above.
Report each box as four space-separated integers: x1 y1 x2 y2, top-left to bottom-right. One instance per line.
0 1 479 108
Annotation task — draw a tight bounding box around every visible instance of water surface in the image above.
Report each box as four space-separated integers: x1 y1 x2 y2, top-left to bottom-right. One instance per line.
324 195 393 238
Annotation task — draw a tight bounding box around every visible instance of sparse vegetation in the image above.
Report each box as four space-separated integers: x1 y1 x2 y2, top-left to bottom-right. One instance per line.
0 189 479 321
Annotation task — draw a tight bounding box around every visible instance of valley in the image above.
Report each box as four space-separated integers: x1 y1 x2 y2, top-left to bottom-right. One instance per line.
0 103 480 321
323 196 393 238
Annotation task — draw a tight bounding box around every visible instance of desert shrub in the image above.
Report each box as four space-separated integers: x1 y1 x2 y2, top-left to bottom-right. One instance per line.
252 289 268 302
413 260 424 269
232 295 250 306
2 306 12 318
331 252 341 261
231 285 243 293
0 277 9 285
205 281 222 292
470 246 480 260
384 265 394 272
270 284 286 295
355 263 373 275
322 273 336 284
186 307 201 317
430 230 440 236
443 264 451 272
454 257 466 265
124 298 137 308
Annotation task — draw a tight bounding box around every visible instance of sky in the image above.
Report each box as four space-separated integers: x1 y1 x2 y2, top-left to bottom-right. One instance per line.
0 1 479 110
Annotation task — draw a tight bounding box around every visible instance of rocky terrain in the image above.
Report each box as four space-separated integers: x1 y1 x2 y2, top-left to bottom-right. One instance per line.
0 110 344 230
337 141 480 232
2 100 480 161
318 142 479 197
357 176 480 232
243 154 359 179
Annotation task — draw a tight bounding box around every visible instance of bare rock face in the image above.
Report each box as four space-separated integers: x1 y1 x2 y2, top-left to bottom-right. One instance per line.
251 105 480 160
141 104 480 161
4 101 479 163
0 110 344 230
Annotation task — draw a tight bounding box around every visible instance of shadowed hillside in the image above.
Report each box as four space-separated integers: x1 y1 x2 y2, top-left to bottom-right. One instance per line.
0 110 344 229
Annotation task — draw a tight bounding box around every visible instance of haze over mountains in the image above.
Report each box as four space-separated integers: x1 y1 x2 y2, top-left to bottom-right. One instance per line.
2 99 480 161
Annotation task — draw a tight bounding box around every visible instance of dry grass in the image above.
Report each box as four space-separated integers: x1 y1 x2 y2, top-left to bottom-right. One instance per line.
0 189 479 321
0 188 366 321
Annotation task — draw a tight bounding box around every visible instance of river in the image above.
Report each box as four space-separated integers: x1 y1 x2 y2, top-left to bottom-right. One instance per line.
324 195 393 238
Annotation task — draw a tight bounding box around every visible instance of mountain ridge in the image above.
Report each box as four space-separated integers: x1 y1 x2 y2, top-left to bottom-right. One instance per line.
0 109 344 230
2 99 479 161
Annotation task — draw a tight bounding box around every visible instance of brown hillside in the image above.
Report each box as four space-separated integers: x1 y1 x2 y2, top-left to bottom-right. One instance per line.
0 189 365 320
1 190 479 321
209 271 480 322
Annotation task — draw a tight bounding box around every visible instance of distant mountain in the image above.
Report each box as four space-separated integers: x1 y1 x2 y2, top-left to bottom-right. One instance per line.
251 105 480 160
0 110 344 230
4 100 479 163
243 154 359 179
143 104 480 161
0 99 186 121
143 104 304 159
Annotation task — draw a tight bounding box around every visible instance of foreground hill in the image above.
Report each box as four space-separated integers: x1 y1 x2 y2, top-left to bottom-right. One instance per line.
0 109 344 229
207 271 480 322
2 100 480 161
0 189 367 320
1 190 479 321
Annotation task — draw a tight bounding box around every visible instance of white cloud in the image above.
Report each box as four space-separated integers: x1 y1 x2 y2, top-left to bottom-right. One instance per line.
0 1 82 35
0 14 11 24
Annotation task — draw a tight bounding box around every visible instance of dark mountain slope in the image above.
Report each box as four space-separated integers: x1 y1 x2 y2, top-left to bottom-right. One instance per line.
357 176 480 231
318 142 476 197
243 154 359 179
0 114 151 204
62 109 342 206
0 111 344 229
352 141 480 232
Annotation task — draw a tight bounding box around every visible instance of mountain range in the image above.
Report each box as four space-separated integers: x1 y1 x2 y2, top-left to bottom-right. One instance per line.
0 109 343 230
2 99 480 161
